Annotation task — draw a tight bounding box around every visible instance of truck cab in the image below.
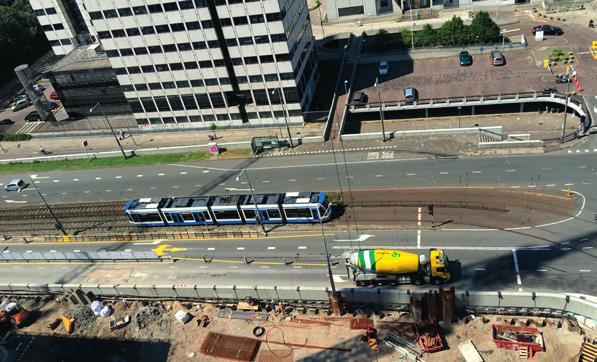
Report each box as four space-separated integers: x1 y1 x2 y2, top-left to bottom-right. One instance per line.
428 249 451 283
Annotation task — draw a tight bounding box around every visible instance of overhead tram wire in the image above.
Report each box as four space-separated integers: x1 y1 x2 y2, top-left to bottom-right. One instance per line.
339 137 361 248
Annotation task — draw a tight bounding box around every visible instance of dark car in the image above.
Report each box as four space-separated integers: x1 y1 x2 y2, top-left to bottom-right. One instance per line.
532 25 563 35
41 101 58 110
0 119 14 125
24 111 41 122
459 51 473 66
49 91 60 100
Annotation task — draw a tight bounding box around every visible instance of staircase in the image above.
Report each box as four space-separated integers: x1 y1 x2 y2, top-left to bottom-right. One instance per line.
518 346 529 359
479 129 503 143
580 340 597 362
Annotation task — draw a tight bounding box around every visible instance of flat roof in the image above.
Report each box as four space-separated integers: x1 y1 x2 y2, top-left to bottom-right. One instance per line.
47 45 111 72
282 192 319 204
212 194 245 207
127 198 166 211
164 196 211 209
242 194 281 206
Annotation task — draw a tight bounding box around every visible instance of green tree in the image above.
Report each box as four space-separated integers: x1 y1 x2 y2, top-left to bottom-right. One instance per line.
469 11 501 44
415 24 437 47
0 0 49 81
437 16 469 46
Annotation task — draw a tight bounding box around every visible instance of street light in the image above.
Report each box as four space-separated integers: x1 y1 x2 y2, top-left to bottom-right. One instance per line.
235 168 267 235
271 88 294 148
458 106 462 128
343 80 348 95
89 102 127 159
30 178 67 236
560 74 572 144
374 77 386 141
409 0 415 51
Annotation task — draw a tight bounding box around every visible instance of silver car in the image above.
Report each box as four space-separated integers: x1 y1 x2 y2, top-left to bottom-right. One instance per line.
490 50 505 66
4 179 27 192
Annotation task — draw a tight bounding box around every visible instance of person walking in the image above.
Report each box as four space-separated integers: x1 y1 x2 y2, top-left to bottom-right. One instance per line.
39 146 46 154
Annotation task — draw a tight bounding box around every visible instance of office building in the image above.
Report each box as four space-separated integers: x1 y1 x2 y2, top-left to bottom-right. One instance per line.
31 0 319 128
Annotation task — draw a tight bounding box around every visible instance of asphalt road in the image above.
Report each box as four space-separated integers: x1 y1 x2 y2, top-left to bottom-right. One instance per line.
1 137 596 293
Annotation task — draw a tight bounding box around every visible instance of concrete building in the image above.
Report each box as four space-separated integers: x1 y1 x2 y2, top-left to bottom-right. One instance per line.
30 0 319 129
325 0 404 21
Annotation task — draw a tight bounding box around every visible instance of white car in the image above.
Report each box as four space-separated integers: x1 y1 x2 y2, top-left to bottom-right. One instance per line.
378 60 389 76
4 179 27 192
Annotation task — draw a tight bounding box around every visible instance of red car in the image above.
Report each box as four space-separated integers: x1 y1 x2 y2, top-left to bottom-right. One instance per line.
49 91 60 100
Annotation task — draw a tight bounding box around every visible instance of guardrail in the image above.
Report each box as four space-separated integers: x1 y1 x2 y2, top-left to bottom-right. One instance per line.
1 284 595 324
323 34 353 141
341 126 503 142
0 251 163 263
41 230 262 243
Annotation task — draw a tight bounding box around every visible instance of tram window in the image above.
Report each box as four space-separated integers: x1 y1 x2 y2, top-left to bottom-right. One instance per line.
285 208 312 218
268 209 281 219
136 213 162 222
181 212 194 222
192 213 204 222
202 211 212 221
244 210 257 219
213 210 240 219
164 213 173 222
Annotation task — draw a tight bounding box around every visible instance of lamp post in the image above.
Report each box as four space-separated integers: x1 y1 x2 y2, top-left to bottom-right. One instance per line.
458 106 462 128
374 77 386 141
316 206 336 294
30 178 67 236
560 77 572 144
90 102 127 159
271 88 294 148
409 0 415 51
236 168 267 235
343 80 348 95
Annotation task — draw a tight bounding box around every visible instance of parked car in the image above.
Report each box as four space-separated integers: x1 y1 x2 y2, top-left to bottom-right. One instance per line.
378 60 389 76
49 91 60 100
32 84 45 92
4 178 27 192
11 99 30 112
42 101 58 110
403 86 418 104
532 25 563 35
459 51 473 66
351 91 368 106
0 119 14 125
490 50 505 66
24 111 41 122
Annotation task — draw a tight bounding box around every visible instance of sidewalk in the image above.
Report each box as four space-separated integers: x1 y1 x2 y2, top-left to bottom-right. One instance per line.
0 122 325 161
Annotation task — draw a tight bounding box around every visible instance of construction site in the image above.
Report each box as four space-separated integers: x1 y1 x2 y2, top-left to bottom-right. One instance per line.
0 288 594 362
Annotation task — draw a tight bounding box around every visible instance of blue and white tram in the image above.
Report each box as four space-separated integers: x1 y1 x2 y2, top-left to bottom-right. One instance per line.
124 191 332 227
160 196 215 226
124 198 169 226
282 192 332 223
240 194 284 224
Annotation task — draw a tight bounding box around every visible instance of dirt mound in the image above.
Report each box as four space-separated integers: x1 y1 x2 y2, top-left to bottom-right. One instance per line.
65 306 96 333
133 304 171 333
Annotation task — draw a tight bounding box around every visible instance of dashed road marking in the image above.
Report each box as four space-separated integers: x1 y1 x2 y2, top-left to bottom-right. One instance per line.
439 172 449 175
73 249 80 253
406 173 416 176
564 183 574 186
505 170 516 173
267 246 276 250
316 177 325 180
367 152 380 160
262 180 271 183
288 179 296 182
237 247 245 250
115 176 122 179
546 184 556 187
202 170 210 173
578 166 587 168
105 190 112 192
260 266 270 269
298 246 307 250
72 178 79 181
207 247 215 251
84 191 90 194
137 175 143 178
180 172 187 175
158 173 165 176
582 246 593 250
375 175 383 177
172 186 179 189
579 269 592 272
53 180 59 183
528 185 537 188
472 170 482 174
127 188 133 191
511 186 520 189
474 268 486 271
95 177 101 180
536 269 547 272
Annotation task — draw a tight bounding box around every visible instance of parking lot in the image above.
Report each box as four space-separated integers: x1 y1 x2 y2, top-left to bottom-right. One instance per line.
353 49 562 104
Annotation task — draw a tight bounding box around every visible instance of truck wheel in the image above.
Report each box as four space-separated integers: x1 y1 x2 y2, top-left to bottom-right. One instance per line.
432 279 441 285
390 281 397 286
357 280 370 287
375 281 384 287
414 279 422 286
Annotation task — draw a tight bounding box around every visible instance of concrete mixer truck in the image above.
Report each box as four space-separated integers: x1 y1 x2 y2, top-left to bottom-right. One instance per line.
344 248 451 286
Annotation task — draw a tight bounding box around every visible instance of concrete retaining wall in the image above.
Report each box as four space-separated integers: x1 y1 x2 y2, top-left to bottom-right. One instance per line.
479 140 544 148
341 126 502 141
1 284 595 324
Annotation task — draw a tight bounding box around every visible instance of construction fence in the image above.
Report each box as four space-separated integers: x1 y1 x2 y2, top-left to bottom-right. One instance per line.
42 230 262 243
0 251 164 263
0 284 594 326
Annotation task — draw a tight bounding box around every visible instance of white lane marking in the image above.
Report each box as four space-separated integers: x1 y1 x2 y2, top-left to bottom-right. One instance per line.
580 238 590 241
25 250 32 253
406 173 416 176
262 180 270 183
535 190 585 228
115 176 122 179
474 268 486 271
564 183 574 186
546 184 556 187
333 275 348 283
578 166 587 169
95 177 101 180
195 185 202 187
267 246 276 250
127 188 133 191
158 173 165 176
2 251 9 254
124 249 132 252
202 170 210 173
53 180 59 183
536 269 547 272
172 186 179 189
579 270 591 272
316 177 325 180
237 247 245 250
293 266 303 269
4 200 28 204
180 172 187 175
375 175 383 178
562 242 570 245
30 175 49 179
512 249 522 285
198 266 208 269
288 179 296 182
333 245 550 251
505 169 516 173
218 183 226 186
150 187 157 190
73 249 80 252
207 247 215 251
60 192 67 195
472 170 482 174
334 234 374 242
229 265 238 269
137 175 143 178
439 172 449 175
84 191 90 194
417 207 421 249
582 247 593 250
72 178 79 181
105 190 112 192
260 266 270 269
528 185 537 188
49 250 56 253
511 186 520 189
298 246 307 250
